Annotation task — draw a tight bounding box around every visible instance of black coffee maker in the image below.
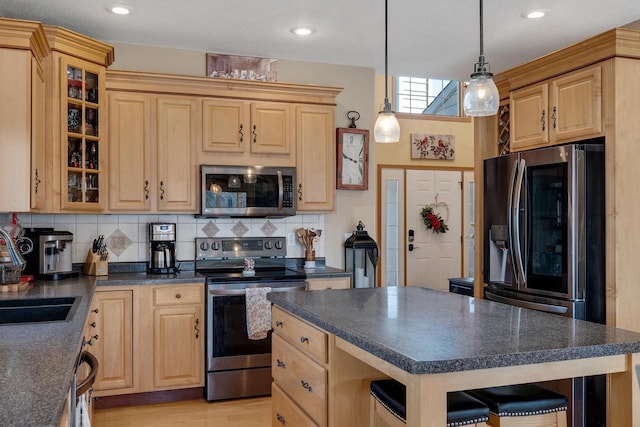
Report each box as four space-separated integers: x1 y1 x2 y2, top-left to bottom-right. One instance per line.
148 223 178 274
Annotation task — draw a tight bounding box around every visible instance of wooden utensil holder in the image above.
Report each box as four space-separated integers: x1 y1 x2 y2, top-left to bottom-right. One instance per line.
83 249 109 276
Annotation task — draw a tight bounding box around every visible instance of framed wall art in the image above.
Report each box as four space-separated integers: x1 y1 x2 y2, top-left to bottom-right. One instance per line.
411 133 455 160
206 53 278 82
337 128 369 190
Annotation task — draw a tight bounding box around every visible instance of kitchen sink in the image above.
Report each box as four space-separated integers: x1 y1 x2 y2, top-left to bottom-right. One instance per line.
0 297 80 325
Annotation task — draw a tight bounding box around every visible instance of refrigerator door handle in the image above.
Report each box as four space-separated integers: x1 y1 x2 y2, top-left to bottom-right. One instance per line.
485 290 569 315
507 159 519 285
512 159 527 287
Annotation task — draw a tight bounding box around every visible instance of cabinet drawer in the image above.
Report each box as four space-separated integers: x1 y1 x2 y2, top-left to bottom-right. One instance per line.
272 306 327 363
153 284 202 306
306 277 351 290
272 333 326 426
272 382 319 427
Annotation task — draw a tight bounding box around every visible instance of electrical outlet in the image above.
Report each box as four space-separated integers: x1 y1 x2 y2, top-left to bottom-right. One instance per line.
287 232 296 246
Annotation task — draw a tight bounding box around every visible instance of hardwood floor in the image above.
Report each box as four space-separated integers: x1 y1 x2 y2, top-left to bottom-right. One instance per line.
93 397 271 426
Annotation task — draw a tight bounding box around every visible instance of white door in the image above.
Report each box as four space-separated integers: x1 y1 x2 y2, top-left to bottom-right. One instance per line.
405 170 462 291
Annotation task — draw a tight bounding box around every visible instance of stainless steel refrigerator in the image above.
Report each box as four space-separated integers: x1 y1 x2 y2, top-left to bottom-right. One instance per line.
483 142 605 427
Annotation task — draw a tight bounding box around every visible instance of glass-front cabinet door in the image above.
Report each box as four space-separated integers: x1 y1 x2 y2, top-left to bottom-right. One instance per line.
62 58 105 210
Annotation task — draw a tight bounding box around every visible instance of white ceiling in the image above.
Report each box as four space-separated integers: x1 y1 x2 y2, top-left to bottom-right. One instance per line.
2 1 640 81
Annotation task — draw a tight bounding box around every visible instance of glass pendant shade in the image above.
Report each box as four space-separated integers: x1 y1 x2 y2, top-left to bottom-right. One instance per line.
374 109 400 143
463 72 499 116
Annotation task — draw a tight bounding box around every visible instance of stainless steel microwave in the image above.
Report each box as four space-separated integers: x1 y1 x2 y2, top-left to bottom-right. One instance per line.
200 165 296 217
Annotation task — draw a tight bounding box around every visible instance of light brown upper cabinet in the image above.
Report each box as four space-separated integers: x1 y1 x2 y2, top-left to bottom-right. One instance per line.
108 91 198 213
0 19 49 213
510 66 602 151
44 25 114 212
202 99 293 163
296 105 336 212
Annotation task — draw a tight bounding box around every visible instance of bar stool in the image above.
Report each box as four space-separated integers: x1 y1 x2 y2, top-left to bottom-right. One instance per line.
370 379 490 427
467 384 568 427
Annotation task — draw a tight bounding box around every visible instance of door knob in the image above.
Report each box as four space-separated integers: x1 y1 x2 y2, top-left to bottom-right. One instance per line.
408 244 419 251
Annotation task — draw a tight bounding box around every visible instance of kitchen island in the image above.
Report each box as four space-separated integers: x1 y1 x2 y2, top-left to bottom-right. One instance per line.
268 287 640 427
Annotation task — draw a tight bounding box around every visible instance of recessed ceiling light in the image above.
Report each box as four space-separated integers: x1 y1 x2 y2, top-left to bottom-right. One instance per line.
522 9 546 19
107 4 134 15
290 27 316 36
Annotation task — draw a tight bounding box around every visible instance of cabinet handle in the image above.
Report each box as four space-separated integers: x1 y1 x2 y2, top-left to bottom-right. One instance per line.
276 358 286 369
252 124 257 143
90 322 96 328
239 124 244 143
276 413 286 425
298 183 303 201
34 169 41 194
541 109 546 131
300 336 308 344
144 180 149 200
300 380 313 392
551 106 557 129
275 320 283 327
195 318 200 339
159 181 165 200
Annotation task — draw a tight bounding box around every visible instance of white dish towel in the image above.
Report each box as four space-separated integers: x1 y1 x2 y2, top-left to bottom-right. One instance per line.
245 287 272 340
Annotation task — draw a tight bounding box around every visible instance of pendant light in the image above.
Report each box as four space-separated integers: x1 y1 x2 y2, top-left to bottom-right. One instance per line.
374 0 400 143
463 0 499 116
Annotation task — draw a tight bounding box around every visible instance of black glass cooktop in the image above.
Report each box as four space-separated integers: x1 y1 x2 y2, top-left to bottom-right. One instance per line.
200 266 306 283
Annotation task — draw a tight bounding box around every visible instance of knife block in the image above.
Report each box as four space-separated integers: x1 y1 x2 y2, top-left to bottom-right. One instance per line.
83 249 109 276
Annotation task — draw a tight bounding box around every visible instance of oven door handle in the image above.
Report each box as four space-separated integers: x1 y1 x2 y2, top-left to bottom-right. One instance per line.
209 285 306 296
485 290 568 314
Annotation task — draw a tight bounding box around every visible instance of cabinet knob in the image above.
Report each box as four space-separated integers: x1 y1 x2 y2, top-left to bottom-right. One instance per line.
92 308 99 314
300 336 309 344
92 334 99 340
276 413 286 425
176 293 181 299
275 320 283 327
276 358 286 369
90 322 96 328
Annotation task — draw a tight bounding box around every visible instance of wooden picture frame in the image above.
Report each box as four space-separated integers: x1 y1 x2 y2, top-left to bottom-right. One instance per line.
336 128 369 190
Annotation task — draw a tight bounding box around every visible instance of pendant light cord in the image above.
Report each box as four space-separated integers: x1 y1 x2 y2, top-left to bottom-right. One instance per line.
479 0 484 59
384 0 390 108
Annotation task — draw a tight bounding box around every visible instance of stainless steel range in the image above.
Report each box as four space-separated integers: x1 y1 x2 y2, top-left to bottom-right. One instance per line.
195 236 306 401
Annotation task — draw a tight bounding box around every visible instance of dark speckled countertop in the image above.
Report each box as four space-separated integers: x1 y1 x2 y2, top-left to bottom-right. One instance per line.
268 286 640 375
0 265 345 427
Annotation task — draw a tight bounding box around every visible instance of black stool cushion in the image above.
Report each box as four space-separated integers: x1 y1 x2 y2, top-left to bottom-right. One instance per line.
467 384 568 416
370 379 490 426
371 379 406 421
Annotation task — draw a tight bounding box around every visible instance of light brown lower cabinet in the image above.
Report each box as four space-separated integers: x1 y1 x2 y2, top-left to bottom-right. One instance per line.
272 306 328 426
88 289 134 395
89 283 204 397
306 277 351 290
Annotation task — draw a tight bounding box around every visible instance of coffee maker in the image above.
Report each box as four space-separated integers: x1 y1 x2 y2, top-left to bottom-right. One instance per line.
21 228 78 280
148 223 178 274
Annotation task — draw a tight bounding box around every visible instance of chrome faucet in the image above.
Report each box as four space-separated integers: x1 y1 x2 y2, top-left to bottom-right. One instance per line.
0 228 26 270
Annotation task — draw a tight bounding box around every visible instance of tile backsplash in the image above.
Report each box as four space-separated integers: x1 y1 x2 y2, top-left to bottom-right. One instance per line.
1 213 324 264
